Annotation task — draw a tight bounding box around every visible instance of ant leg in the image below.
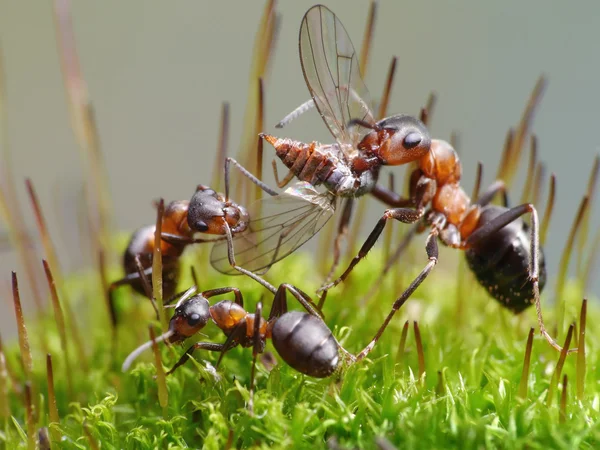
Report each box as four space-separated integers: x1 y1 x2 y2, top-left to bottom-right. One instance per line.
464 203 573 353
355 231 438 361
165 342 227 376
318 208 424 294
202 287 244 307
222 222 279 295
321 198 355 292
248 301 264 414
268 283 322 321
108 262 157 324
359 224 420 306
476 180 508 207
224 157 278 201
272 159 295 188
370 183 413 208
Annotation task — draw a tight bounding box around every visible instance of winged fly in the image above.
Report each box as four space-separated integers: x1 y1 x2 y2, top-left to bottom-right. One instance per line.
213 4 431 280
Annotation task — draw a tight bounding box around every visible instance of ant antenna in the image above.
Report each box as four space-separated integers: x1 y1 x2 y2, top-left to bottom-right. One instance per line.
122 329 174 372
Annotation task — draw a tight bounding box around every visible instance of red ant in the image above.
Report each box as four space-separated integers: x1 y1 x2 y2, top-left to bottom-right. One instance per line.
121 278 422 412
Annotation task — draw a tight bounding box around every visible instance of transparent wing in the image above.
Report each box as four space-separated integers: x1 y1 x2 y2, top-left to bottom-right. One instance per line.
210 182 335 275
299 5 375 147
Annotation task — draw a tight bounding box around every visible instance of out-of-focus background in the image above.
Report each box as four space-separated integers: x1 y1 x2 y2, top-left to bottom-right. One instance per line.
1 0 599 338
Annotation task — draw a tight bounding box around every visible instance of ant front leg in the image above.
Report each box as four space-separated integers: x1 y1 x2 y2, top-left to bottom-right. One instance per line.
355 230 439 361
317 207 424 297
370 183 413 208
268 283 323 321
464 203 573 354
165 342 228 376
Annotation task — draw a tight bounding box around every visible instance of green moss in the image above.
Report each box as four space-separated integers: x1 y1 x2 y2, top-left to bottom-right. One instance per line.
2 249 598 449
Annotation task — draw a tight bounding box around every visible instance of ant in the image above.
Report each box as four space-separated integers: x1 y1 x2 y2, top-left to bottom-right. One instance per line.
107 185 249 324
317 137 573 353
122 277 425 412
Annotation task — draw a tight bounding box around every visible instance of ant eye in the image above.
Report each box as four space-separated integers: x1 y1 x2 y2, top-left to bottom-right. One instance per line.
193 220 209 232
187 313 201 326
404 132 422 149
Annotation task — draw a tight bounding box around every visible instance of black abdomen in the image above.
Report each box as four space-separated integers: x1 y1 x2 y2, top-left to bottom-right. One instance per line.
272 311 339 377
465 206 546 314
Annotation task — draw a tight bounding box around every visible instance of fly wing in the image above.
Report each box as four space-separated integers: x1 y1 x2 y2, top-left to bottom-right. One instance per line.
299 5 376 147
210 182 335 275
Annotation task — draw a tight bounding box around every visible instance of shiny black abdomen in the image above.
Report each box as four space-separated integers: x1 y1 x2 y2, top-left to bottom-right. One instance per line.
272 311 339 378
465 205 546 314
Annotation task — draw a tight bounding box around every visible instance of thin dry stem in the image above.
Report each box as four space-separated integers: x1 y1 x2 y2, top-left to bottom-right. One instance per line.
377 57 397 120
43 259 73 398
211 102 230 193
577 154 599 276
518 327 535 399
546 323 574 407
413 321 425 384
540 174 556 246
359 0 377 77
150 326 169 414
12 272 33 379
46 354 61 443
555 197 588 335
395 320 410 364
520 135 537 204
576 299 587 401
560 375 568 424
153 199 167 330
24 382 35 450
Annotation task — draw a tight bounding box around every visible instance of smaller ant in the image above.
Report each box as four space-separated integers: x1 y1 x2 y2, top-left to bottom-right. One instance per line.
107 185 249 324
122 279 419 412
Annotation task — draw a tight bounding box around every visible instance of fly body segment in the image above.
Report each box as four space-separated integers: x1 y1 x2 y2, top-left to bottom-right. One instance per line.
107 185 249 324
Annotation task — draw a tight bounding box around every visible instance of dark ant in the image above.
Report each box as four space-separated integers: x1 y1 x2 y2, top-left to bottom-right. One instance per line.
107 185 249 324
318 137 573 353
122 278 423 411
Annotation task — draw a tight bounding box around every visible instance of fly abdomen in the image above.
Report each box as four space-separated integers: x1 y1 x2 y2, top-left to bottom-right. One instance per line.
272 311 339 378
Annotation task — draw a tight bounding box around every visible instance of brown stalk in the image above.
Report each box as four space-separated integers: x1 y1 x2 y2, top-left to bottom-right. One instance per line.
150 326 169 415
395 320 410 364
576 299 587 401
52 0 113 256
582 227 600 292
377 57 397 120
83 421 100 450
555 197 588 335
26 178 88 371
546 323 574 407
531 162 546 207
359 0 377 77
495 128 514 182
43 260 74 398
12 273 33 380
153 199 167 330
540 174 556 246
211 102 230 193
435 370 445 396
24 382 35 450
471 162 483 202
46 354 61 443
0 45 45 312
520 135 537 204
413 321 425 384
518 328 535 399
560 375 568 424
255 79 265 203
98 250 116 331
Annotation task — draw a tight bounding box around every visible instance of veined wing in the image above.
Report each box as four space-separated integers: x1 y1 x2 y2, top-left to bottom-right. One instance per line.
299 5 376 148
210 182 336 275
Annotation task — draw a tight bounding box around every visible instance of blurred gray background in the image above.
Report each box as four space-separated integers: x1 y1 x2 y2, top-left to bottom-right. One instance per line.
1 0 599 338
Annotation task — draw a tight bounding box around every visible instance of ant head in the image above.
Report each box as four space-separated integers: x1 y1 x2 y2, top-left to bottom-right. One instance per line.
187 189 226 233
168 295 210 342
374 114 431 166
